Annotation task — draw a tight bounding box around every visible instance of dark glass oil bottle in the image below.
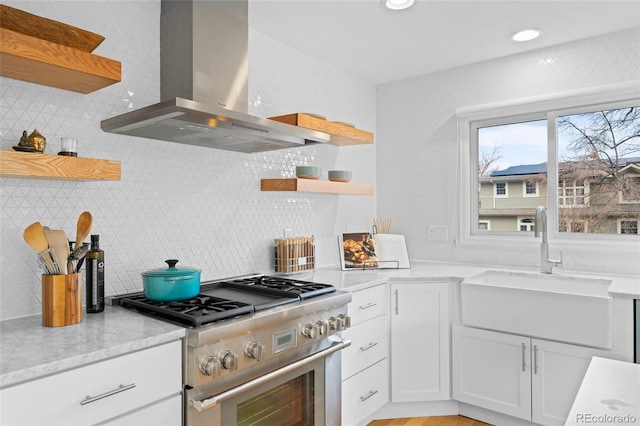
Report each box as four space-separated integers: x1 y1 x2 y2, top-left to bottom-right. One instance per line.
86 234 105 313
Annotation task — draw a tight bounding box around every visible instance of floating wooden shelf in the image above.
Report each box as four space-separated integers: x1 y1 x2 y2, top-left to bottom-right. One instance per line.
0 151 121 181
268 113 374 146
261 178 373 195
0 28 121 94
0 5 105 53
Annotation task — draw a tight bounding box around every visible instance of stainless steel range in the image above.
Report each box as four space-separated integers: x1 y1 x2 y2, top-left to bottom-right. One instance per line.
111 274 351 426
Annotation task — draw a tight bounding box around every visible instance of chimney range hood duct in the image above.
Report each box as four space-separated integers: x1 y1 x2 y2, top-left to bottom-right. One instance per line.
100 0 329 153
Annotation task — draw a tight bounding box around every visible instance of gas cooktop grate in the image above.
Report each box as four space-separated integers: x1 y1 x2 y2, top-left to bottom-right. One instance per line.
119 294 254 327
227 276 336 299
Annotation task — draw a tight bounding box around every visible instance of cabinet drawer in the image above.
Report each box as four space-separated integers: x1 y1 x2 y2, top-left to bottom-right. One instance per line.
103 394 182 426
1 340 182 426
342 358 389 426
342 314 389 380
349 284 388 325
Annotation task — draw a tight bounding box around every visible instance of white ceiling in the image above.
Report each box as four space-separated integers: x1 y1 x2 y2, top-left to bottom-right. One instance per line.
249 0 640 85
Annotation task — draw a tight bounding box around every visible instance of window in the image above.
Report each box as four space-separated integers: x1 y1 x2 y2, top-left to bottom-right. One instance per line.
469 105 639 236
559 179 586 206
457 82 640 240
479 221 491 230
524 181 539 197
619 220 639 234
519 217 534 231
494 182 507 197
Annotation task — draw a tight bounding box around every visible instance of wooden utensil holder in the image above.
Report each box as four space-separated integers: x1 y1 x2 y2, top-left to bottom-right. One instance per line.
42 273 82 327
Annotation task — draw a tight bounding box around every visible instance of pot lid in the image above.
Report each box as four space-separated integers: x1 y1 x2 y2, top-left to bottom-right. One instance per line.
142 259 201 277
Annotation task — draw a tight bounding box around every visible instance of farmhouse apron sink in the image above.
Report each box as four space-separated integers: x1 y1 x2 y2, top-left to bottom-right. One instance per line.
461 270 613 348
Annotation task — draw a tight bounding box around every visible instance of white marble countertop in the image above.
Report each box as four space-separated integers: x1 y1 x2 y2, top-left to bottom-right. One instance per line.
1 261 637 390
565 357 640 426
0 306 185 388
301 261 640 298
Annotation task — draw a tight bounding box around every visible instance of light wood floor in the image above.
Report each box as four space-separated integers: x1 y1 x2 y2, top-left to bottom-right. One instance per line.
368 415 492 426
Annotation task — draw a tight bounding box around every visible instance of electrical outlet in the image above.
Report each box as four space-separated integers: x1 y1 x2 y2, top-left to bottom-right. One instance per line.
427 225 448 241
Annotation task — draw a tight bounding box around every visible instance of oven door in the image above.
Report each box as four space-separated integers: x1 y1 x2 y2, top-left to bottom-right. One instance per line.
186 339 350 426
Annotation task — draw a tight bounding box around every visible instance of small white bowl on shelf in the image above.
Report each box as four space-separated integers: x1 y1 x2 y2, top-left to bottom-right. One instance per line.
328 170 352 183
296 166 322 180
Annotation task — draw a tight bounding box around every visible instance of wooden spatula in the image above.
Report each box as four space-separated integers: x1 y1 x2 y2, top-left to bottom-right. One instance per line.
44 229 70 274
23 222 57 273
75 211 93 248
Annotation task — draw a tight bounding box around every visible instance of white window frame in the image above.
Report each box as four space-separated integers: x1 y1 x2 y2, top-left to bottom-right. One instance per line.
618 219 639 235
456 80 640 247
558 179 588 207
523 181 539 197
494 182 508 198
518 217 535 232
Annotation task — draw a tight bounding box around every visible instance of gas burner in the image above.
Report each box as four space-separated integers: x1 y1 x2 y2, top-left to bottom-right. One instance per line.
119 294 254 327
110 275 337 327
228 276 336 299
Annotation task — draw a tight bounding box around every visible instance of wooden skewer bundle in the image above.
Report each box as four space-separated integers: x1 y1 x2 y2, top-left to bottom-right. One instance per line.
373 218 392 234
275 236 315 273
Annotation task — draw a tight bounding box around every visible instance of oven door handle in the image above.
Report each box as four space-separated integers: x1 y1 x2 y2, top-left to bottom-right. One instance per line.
190 338 352 412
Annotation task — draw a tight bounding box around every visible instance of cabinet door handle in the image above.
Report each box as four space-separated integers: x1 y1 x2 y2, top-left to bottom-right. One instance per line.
80 383 136 406
360 342 378 352
394 289 399 315
522 343 526 372
359 302 377 310
534 345 538 375
360 389 378 402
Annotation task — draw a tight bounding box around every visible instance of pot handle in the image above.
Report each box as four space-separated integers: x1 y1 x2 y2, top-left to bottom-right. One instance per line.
165 259 179 268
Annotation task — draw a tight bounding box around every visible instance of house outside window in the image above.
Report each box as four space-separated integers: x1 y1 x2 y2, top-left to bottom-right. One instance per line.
470 103 639 236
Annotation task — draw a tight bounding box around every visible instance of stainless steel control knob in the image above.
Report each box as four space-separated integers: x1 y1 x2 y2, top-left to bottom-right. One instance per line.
338 313 352 329
316 320 329 335
328 316 344 331
302 323 319 339
220 350 238 371
245 341 266 361
199 356 220 377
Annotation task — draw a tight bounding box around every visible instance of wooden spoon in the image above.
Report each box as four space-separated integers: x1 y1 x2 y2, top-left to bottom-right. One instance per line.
23 222 56 273
75 211 93 248
44 229 69 274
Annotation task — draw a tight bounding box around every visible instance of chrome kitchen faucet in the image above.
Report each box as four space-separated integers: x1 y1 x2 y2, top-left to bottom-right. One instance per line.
534 206 563 274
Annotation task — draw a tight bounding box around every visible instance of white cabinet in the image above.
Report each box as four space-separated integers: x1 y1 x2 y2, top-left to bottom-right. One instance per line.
0 340 182 426
103 394 182 426
390 282 450 402
341 284 390 425
452 325 629 426
342 359 390 426
452 325 531 419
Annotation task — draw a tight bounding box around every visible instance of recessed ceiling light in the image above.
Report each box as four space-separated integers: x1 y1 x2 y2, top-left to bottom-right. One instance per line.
511 29 543 42
384 0 414 11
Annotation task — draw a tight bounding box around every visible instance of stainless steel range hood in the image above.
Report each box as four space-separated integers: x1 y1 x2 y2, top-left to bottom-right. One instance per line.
100 0 329 153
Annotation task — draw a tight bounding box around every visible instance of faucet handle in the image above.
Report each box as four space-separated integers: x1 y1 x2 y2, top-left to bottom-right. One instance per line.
555 249 563 266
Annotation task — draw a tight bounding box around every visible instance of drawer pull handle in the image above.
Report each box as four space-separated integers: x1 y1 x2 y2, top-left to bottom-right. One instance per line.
359 302 377 310
81 383 136 406
360 342 378 352
360 389 378 402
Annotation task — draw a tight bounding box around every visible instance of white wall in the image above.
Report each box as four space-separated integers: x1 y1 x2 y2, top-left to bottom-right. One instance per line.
0 0 376 320
376 28 640 275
